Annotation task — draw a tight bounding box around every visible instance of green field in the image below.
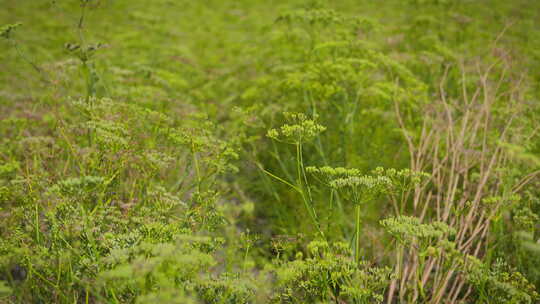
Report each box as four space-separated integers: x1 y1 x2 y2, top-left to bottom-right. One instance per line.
1 0 540 303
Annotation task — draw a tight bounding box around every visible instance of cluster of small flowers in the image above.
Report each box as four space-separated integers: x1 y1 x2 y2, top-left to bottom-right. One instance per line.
0 161 20 178
48 175 106 197
65 42 106 61
277 8 345 26
481 194 520 206
266 112 326 144
273 240 391 303
0 23 22 39
143 151 175 171
86 120 130 149
513 207 539 231
329 175 391 191
372 167 430 188
380 215 456 242
459 257 540 302
306 166 361 178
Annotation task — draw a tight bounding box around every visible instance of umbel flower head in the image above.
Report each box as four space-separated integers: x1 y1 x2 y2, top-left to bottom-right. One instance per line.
371 167 430 192
329 175 391 205
306 165 393 204
306 165 361 185
306 166 361 178
0 23 22 39
329 175 391 190
267 112 326 144
380 215 456 244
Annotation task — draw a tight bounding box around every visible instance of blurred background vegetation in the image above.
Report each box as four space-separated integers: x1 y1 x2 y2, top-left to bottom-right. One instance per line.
1 0 540 303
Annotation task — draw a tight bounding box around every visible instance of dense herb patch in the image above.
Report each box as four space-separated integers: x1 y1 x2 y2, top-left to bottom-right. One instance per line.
1 0 540 303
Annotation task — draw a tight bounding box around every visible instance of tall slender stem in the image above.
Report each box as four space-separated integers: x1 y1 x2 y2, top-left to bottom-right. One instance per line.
192 143 201 192
355 204 361 263
296 142 324 238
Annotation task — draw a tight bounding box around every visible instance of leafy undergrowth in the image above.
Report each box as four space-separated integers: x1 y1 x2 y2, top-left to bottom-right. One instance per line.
1 0 540 303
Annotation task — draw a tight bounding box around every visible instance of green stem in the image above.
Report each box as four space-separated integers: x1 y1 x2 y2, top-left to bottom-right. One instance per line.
242 244 250 272
192 143 202 192
296 143 302 185
327 189 334 234
296 142 324 238
259 165 299 192
355 204 361 263
78 1 88 43
34 200 40 244
12 40 46 81
299 143 314 207
82 60 92 102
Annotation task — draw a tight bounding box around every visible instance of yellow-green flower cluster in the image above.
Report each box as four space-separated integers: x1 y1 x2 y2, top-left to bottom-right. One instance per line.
272 240 391 303
329 175 391 191
371 167 430 192
267 112 326 144
277 9 345 26
0 23 22 39
306 166 393 204
306 165 360 185
328 175 391 205
380 216 456 243
306 166 360 177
